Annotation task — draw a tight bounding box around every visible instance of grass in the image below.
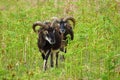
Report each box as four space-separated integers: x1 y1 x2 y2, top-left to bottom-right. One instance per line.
0 0 120 80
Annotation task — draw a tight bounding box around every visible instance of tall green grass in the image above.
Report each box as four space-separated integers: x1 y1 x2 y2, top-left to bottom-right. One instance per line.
0 0 120 80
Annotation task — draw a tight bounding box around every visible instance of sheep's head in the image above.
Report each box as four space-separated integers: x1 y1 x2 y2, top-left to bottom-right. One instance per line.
32 20 58 45
61 16 75 33
51 16 75 34
42 27 56 44
59 18 67 33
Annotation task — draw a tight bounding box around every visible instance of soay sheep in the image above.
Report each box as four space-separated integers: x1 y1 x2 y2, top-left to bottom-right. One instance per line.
52 16 75 60
32 20 61 71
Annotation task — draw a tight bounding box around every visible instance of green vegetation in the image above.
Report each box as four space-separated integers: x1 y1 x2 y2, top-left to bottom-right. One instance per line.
0 0 120 80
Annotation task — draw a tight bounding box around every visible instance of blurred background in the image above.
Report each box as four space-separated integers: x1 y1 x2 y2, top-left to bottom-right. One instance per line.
0 0 120 80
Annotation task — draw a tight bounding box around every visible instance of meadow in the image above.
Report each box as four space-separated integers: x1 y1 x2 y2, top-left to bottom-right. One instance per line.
0 0 120 80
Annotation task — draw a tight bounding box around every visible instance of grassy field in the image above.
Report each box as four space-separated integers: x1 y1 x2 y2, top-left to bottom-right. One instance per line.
0 0 120 80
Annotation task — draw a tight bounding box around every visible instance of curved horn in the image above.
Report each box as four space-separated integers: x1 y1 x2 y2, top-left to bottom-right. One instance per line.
63 16 75 27
51 17 60 22
50 19 59 28
32 21 46 32
43 20 51 24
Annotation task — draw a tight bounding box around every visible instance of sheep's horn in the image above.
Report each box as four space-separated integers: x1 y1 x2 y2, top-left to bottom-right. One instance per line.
63 16 75 27
43 20 51 24
50 19 59 28
51 17 60 22
32 21 46 32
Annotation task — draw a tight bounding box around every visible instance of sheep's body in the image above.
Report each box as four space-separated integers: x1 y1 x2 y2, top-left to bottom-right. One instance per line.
60 23 74 54
37 27 61 51
33 21 61 71
52 17 75 60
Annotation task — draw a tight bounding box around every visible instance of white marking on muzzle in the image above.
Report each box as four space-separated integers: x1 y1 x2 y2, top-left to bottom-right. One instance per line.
45 36 55 44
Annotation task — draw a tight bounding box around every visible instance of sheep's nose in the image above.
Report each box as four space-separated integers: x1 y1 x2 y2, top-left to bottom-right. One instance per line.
60 29 65 33
51 40 55 44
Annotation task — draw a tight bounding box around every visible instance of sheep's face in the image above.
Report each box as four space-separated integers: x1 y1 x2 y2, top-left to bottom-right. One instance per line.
59 21 67 33
43 27 56 45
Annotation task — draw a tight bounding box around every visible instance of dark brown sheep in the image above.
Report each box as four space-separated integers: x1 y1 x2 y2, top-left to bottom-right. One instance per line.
32 20 61 71
52 16 75 60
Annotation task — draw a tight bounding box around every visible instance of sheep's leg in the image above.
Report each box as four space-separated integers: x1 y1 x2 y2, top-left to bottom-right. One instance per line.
60 46 67 61
43 59 47 71
65 40 68 53
68 28 74 40
40 49 45 60
50 53 54 67
42 53 45 60
60 47 65 61
56 52 59 67
61 41 67 61
60 40 67 61
65 45 67 53
43 50 50 71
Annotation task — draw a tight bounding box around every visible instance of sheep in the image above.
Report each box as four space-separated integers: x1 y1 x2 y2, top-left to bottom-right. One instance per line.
32 20 61 71
52 16 75 60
